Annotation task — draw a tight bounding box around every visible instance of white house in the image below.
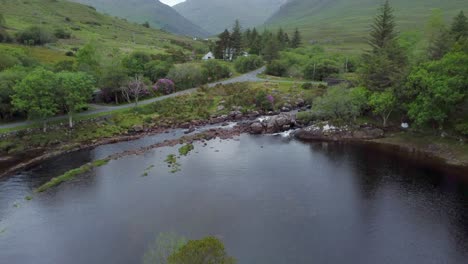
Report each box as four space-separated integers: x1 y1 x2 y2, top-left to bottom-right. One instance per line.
202 51 215 60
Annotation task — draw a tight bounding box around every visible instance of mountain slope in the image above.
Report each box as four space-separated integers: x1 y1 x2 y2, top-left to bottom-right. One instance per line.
70 0 210 37
174 0 287 34
266 0 467 43
0 0 203 63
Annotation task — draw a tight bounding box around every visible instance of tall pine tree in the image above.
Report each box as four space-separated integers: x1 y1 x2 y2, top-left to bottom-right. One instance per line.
277 28 286 49
215 29 231 60
451 11 468 41
368 0 397 51
230 20 243 59
361 0 407 91
291 28 301 48
249 28 262 55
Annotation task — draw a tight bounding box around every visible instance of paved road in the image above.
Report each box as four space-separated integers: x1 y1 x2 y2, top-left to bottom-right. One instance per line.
0 67 266 130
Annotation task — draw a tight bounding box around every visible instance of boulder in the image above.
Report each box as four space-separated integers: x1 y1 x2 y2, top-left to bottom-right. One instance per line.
131 125 144 133
265 113 294 133
250 122 264 134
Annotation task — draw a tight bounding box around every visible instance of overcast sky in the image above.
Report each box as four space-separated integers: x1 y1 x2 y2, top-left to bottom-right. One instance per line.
160 0 185 6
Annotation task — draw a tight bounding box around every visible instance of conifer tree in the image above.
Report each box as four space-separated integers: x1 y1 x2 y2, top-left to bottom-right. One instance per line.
368 0 397 51
249 28 262 55
451 11 468 41
214 29 231 60
361 0 407 91
428 28 452 60
277 28 286 49
291 28 301 48
230 20 243 59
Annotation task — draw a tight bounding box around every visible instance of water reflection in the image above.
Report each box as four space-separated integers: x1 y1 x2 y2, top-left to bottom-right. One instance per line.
0 135 467 264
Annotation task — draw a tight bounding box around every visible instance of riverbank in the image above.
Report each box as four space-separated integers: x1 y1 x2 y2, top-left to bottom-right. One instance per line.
370 132 468 167
292 122 468 168
1 81 467 179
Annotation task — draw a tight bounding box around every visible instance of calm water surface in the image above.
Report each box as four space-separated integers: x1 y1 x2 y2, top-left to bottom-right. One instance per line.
0 133 467 264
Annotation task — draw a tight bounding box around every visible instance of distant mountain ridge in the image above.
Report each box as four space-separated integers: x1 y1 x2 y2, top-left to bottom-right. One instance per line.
265 0 467 43
174 0 288 34
69 0 210 37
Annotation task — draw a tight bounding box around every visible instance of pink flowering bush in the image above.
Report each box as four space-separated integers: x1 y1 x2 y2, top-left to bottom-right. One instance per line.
153 79 175 95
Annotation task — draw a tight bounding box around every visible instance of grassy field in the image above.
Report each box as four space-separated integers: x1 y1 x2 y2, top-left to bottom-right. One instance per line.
0 0 206 64
266 0 466 50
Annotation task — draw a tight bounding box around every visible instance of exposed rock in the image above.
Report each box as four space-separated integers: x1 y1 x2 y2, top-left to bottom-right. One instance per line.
265 113 295 133
217 105 225 111
295 123 384 141
250 122 264 134
132 125 144 133
184 127 196 134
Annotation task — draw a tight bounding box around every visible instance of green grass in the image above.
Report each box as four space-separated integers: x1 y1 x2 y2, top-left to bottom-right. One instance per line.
178 144 194 156
35 158 110 193
165 154 181 173
266 0 466 50
0 0 204 64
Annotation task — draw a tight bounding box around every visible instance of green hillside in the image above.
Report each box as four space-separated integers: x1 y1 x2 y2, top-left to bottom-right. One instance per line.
174 0 287 34
0 0 204 64
266 0 467 44
70 0 210 37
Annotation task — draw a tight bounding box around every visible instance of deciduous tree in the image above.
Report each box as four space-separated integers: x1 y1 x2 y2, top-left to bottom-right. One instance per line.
12 68 59 132
56 71 95 128
369 90 397 127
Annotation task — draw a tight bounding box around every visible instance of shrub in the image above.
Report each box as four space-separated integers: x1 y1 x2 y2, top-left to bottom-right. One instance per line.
301 83 314 90
455 122 468 137
0 30 11 43
303 60 340 81
153 79 175 95
144 60 172 82
287 64 304 78
309 86 368 121
296 111 316 124
202 60 231 81
266 60 288 76
0 53 20 71
53 28 71 39
234 55 263 73
166 63 206 90
255 90 275 111
167 236 236 264
0 67 28 120
122 51 152 76
53 60 75 72
16 26 55 45
65 51 74 57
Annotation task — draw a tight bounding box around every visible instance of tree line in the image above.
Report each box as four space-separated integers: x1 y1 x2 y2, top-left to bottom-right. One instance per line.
213 20 302 61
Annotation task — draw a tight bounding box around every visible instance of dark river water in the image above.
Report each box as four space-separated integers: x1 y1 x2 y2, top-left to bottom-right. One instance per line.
0 132 467 264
